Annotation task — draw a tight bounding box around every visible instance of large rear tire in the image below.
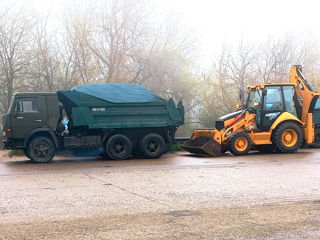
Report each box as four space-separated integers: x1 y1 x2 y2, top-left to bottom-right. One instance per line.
140 133 165 159
106 134 132 160
228 132 252 156
27 136 56 163
271 122 302 153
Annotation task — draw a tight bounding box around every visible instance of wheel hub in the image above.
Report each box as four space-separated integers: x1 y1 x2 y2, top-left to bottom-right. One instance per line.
281 129 297 147
113 142 124 153
284 133 292 143
235 137 248 151
147 140 158 152
34 142 49 157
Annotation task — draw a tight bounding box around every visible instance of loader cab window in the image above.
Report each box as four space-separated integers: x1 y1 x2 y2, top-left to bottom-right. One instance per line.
283 86 297 117
263 87 282 111
246 90 261 108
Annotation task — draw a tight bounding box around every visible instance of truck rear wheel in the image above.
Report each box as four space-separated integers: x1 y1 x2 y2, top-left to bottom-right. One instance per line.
27 136 56 163
140 133 165 159
106 134 132 160
272 122 302 153
228 132 252 156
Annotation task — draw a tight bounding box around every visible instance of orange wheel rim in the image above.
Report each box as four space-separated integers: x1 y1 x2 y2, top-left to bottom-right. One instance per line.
281 129 297 147
235 137 248 151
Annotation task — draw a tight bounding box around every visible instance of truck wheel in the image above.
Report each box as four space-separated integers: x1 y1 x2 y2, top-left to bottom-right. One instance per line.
106 134 132 160
271 122 302 153
228 132 252 156
24 148 31 159
27 136 56 163
255 144 274 153
140 133 165 159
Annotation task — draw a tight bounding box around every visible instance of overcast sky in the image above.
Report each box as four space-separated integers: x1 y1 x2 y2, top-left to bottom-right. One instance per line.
10 0 320 68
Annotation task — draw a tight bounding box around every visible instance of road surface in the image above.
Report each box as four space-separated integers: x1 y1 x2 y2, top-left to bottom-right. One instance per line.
1 149 320 239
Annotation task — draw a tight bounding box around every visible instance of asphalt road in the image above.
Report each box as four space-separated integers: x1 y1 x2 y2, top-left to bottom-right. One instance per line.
1 149 320 239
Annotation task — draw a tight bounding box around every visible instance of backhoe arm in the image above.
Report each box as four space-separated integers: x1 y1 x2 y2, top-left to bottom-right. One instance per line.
290 65 319 143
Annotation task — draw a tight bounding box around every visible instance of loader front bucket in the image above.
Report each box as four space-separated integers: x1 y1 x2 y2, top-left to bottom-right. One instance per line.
181 137 221 157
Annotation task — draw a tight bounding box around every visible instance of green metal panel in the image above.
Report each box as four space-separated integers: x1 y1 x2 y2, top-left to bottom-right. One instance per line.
314 99 320 125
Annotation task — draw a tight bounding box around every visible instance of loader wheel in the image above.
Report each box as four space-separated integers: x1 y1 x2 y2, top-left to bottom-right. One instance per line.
228 132 252 156
106 134 132 160
255 144 274 153
27 136 56 163
140 133 165 159
271 122 302 153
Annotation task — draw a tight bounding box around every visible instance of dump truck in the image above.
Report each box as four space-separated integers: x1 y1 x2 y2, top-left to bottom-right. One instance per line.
182 65 319 156
2 83 184 163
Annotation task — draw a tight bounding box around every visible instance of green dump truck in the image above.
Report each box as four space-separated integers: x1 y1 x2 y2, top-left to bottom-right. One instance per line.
2 83 184 163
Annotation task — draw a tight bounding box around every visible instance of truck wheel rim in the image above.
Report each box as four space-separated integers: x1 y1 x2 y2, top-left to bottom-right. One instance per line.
147 140 159 153
33 141 50 158
112 141 125 154
235 137 248 151
281 129 297 147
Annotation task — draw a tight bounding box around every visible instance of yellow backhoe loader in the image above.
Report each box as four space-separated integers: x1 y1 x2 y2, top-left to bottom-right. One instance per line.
182 65 320 156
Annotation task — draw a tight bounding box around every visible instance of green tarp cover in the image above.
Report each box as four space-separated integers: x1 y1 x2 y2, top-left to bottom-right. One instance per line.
71 83 165 103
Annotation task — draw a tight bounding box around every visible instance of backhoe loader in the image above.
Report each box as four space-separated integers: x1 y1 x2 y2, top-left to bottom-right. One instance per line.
182 65 320 156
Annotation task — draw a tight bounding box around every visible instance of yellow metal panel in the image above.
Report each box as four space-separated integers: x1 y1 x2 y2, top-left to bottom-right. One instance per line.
269 112 302 130
304 113 314 144
248 132 272 145
213 131 222 144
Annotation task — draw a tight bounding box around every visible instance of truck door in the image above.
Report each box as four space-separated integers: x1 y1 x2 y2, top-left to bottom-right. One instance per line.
10 97 44 139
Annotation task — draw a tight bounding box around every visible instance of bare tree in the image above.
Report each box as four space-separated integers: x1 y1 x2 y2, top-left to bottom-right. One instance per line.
226 39 256 106
0 7 34 112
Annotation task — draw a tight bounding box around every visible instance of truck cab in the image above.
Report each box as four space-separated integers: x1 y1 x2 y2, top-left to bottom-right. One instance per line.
2 93 60 149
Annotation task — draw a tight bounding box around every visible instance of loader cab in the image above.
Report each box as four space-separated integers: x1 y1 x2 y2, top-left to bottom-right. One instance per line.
246 85 301 131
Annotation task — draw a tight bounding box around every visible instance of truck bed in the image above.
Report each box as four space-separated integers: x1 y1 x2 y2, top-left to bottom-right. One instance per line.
57 84 184 129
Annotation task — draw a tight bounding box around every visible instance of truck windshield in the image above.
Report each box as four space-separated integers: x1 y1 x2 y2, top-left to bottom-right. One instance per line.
246 89 261 108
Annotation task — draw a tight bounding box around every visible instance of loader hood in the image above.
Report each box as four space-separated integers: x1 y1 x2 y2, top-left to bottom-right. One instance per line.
215 110 242 131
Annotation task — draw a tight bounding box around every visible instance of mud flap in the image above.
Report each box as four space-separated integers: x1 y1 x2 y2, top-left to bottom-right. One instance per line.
181 137 221 157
